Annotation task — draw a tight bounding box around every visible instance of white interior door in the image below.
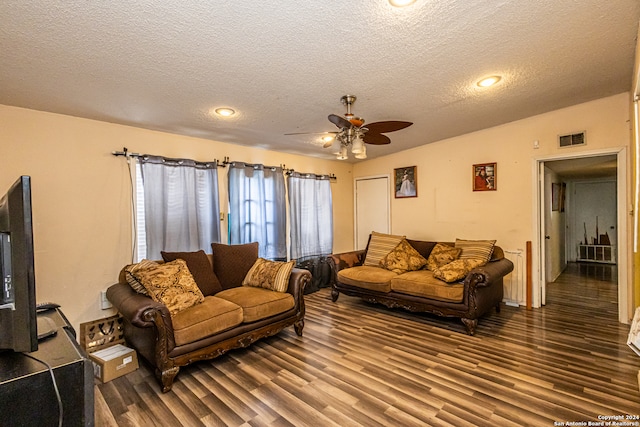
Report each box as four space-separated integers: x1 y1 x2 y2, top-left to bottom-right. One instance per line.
355 176 390 250
539 162 547 306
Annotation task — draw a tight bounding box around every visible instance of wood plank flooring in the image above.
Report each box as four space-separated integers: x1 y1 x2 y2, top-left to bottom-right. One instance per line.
95 263 640 426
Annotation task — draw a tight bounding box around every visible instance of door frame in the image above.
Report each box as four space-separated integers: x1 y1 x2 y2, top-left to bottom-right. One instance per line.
533 147 629 323
353 174 391 249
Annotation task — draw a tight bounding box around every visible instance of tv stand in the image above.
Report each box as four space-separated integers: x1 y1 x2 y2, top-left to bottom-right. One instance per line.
0 308 94 426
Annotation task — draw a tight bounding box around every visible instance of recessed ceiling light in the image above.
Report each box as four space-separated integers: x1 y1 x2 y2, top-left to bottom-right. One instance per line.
389 0 416 6
214 107 236 117
477 76 502 87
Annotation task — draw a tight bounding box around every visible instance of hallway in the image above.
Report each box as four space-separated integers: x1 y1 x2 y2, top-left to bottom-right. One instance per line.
546 261 618 319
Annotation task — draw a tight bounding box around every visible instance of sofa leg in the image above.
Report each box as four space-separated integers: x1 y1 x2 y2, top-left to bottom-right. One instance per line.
294 319 304 336
461 318 477 336
331 288 339 302
495 303 501 313
157 366 180 393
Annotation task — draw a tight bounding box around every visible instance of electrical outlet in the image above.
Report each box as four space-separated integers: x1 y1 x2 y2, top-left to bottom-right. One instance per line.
100 290 112 310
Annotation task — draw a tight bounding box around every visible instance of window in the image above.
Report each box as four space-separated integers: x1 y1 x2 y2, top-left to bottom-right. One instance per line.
136 156 221 259
227 163 286 260
288 173 333 260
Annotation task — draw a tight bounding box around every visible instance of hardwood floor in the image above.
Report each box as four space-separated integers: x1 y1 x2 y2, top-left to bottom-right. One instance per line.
95 263 640 426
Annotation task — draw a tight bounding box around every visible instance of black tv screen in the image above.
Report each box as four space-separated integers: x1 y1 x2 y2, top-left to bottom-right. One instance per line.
0 176 37 353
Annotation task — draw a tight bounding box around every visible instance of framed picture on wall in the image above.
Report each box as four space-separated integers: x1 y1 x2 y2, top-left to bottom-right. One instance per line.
394 166 417 198
473 162 497 191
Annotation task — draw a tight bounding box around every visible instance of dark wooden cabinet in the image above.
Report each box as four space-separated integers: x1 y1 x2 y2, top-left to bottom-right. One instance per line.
0 308 94 426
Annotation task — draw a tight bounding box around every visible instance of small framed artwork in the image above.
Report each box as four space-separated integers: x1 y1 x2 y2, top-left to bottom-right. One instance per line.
394 166 417 198
473 163 497 191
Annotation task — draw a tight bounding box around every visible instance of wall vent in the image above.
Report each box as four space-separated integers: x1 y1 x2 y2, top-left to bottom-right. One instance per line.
558 131 586 148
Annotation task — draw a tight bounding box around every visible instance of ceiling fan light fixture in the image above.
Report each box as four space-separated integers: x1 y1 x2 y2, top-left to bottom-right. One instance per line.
477 76 502 88
336 146 348 160
389 0 417 6
214 107 236 117
351 137 365 154
322 135 334 142
355 145 367 159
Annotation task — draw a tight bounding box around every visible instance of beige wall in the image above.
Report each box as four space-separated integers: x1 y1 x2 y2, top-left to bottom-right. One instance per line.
354 93 631 308
0 104 354 331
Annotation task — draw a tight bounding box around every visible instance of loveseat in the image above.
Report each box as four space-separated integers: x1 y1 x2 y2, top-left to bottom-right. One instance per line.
329 233 514 335
106 242 310 392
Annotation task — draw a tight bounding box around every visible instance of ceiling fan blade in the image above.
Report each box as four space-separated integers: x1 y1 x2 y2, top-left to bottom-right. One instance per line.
362 132 391 145
328 114 353 129
364 121 413 134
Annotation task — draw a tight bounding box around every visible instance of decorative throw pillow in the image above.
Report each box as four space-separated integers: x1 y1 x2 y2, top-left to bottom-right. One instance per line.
161 250 222 296
242 258 295 292
455 238 496 265
211 242 259 289
134 259 205 316
433 258 484 283
363 231 406 267
124 259 160 295
425 243 462 271
380 239 427 274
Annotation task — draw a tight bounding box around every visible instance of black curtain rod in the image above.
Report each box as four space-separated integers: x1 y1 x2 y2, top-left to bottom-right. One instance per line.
111 147 226 167
224 157 336 181
112 149 336 180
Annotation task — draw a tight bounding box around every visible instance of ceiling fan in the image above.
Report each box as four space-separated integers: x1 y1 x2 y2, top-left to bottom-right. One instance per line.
286 95 413 159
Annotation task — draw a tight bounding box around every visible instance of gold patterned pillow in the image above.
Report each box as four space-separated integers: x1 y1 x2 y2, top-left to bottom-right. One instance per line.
243 258 295 293
363 231 406 267
124 259 160 295
425 243 461 271
380 239 427 274
134 259 205 316
433 258 484 283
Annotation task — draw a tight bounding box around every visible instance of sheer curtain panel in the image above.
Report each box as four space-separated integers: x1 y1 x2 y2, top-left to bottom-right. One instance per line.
227 163 286 260
139 156 221 258
288 172 333 260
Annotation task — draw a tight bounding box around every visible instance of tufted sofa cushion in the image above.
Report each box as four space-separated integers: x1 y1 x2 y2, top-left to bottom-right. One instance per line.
216 287 295 323
391 270 465 302
171 296 243 346
337 266 398 293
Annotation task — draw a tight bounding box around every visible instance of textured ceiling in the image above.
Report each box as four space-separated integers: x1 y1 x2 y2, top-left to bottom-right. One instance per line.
1 1 639 162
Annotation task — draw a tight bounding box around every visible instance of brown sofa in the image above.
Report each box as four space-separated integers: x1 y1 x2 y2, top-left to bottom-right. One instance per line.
329 235 513 335
106 243 310 392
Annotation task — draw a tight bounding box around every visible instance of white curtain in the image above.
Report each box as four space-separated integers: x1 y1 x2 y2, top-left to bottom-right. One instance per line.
288 172 333 260
228 162 286 260
139 156 220 258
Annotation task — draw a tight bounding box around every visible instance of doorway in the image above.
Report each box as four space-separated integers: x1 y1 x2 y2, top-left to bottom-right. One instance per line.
535 149 629 323
354 175 391 250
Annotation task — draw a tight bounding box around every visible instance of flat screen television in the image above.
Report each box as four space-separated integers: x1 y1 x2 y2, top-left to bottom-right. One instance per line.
0 176 37 353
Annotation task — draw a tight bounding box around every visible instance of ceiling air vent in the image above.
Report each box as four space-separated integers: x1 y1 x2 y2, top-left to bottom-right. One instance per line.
558 131 585 148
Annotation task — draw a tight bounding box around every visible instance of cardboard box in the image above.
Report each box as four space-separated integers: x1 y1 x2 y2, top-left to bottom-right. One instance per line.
88 343 139 383
80 314 139 382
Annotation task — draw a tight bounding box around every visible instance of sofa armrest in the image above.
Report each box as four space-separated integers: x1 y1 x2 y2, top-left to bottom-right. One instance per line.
466 258 514 288
287 268 311 297
106 282 172 329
